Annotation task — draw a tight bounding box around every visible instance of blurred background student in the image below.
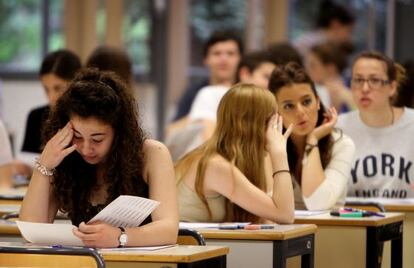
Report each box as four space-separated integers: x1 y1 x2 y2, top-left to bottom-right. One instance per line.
9 50 81 182
337 51 414 198
86 46 134 94
293 0 355 57
305 42 354 111
166 49 276 161
172 31 243 122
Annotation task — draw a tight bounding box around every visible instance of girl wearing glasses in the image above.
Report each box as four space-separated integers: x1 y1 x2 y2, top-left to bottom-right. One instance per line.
268 62 355 210
337 51 414 198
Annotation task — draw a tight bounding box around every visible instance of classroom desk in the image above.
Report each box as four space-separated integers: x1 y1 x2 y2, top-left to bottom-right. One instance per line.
0 242 105 268
0 204 20 217
295 212 404 268
190 224 316 268
347 197 414 268
0 242 228 268
0 194 23 205
0 188 25 205
101 245 228 268
0 223 229 267
0 220 25 243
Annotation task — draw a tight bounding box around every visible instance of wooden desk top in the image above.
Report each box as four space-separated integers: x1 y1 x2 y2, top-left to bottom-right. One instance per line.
295 212 405 227
0 220 20 235
0 188 25 205
384 204 414 212
0 204 20 217
0 242 228 264
101 245 229 263
196 224 317 241
346 197 414 212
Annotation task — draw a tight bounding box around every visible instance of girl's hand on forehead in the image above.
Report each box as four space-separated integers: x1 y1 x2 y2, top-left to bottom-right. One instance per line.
38 121 77 170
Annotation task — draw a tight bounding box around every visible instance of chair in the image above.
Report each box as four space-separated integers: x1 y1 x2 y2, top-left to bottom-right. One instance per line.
178 228 206 245
0 245 105 268
344 201 386 212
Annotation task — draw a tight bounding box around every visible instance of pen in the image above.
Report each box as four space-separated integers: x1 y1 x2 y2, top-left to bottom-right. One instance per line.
218 224 244 230
330 211 365 218
244 224 275 230
340 207 385 217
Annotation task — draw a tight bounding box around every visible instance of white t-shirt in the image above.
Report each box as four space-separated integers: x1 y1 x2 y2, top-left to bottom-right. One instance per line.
315 84 331 108
293 131 355 210
0 120 12 165
337 108 414 198
188 85 229 121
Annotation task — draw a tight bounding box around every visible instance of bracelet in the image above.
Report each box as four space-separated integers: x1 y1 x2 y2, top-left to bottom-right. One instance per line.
302 143 318 165
272 169 290 177
304 143 318 155
305 142 318 148
34 158 55 176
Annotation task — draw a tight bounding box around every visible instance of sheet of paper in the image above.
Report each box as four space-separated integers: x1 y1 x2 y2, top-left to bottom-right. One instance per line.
16 221 83 246
89 195 159 228
179 222 250 229
346 197 414 205
294 210 328 217
99 244 176 252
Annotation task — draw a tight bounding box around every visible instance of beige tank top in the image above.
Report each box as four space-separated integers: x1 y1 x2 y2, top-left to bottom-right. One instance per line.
177 181 226 222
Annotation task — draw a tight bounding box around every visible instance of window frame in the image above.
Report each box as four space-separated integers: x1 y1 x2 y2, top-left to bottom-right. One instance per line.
0 0 54 80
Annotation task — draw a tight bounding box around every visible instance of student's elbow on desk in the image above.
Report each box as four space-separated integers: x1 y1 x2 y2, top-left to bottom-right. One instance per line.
270 207 294 224
277 210 295 224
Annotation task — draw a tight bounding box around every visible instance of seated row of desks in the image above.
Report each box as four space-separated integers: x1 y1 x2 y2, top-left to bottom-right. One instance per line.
0 212 406 268
0 194 413 268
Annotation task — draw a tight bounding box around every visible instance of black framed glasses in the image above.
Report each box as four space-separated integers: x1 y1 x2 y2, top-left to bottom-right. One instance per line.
351 77 390 90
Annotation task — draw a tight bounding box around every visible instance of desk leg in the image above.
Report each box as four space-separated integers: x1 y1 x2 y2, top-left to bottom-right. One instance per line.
273 234 314 268
367 222 403 268
391 230 403 268
178 255 226 268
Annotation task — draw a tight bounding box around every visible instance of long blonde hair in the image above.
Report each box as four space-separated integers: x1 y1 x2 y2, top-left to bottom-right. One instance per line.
176 83 277 222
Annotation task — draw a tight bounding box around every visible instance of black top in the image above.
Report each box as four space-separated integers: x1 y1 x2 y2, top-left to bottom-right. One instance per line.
21 105 50 153
70 182 152 227
173 79 209 121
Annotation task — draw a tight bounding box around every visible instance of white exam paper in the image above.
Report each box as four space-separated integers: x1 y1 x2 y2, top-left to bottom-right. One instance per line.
99 244 176 252
294 210 328 217
16 221 83 246
89 195 159 228
16 195 160 246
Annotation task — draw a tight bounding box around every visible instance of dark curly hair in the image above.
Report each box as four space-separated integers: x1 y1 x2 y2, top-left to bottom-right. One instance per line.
268 62 334 184
43 68 147 221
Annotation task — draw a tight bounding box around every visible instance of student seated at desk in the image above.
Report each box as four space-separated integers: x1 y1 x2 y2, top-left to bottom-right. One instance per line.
268 63 355 210
166 50 276 161
12 50 82 180
176 84 295 224
20 69 178 248
337 51 414 198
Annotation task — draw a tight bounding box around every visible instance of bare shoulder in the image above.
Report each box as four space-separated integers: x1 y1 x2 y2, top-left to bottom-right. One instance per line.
205 154 233 177
143 139 170 156
142 139 174 182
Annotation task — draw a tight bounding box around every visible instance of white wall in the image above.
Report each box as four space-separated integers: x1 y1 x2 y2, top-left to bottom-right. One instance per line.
2 80 47 156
